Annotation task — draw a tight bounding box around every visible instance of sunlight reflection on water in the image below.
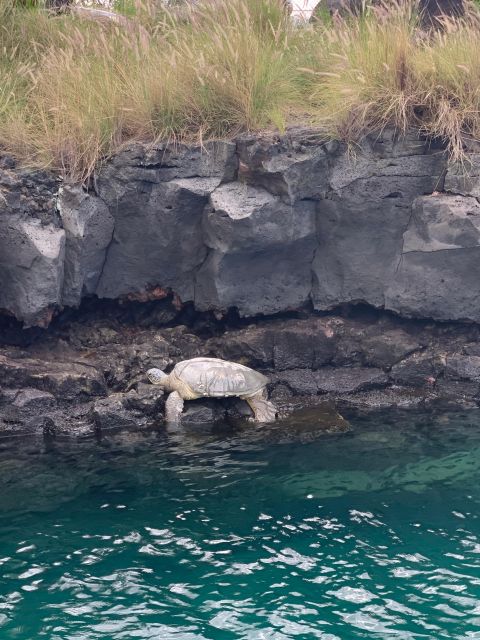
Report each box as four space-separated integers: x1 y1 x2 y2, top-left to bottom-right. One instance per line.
0 409 479 639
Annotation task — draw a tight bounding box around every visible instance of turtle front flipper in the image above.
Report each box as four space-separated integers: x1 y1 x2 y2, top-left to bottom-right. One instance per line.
165 391 185 424
245 391 276 423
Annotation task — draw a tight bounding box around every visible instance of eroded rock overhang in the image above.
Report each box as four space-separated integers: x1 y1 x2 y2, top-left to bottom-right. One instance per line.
1 128 479 327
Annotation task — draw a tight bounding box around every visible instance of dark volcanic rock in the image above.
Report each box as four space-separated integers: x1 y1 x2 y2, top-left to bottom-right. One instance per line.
312 134 444 313
58 185 114 307
331 319 424 369
6 129 480 432
206 318 336 370
0 353 106 400
91 385 165 431
0 162 59 225
257 402 350 444
272 319 336 370
314 367 389 394
273 367 388 396
96 141 236 302
96 177 211 301
92 394 141 430
336 387 433 410
358 329 423 369
386 195 480 322
444 154 480 198
445 354 480 381
0 165 62 326
236 128 330 202
3 128 480 327
206 325 275 368
12 388 56 411
181 400 220 426
2 307 480 435
0 216 65 326
176 397 254 427
433 379 480 408
390 351 444 387
123 383 164 416
195 182 317 316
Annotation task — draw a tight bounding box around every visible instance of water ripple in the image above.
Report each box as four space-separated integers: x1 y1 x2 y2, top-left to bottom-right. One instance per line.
0 409 480 638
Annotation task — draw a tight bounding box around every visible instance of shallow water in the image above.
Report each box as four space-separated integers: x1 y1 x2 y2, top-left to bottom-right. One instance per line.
1 409 480 639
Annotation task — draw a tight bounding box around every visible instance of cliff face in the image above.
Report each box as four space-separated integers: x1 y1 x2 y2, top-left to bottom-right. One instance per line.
1 128 480 328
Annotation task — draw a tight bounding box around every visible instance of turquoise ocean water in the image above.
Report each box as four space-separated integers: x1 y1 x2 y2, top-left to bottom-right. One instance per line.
0 409 480 639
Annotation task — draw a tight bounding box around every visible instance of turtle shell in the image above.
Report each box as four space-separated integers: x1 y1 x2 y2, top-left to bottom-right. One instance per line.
172 357 268 398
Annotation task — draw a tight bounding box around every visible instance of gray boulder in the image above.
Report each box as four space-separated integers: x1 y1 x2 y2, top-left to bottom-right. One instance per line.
236 128 330 202
195 183 317 316
95 178 212 301
273 367 388 395
0 353 106 400
312 136 444 311
444 155 480 198
92 394 141 430
386 195 480 321
58 185 114 307
0 216 65 326
95 141 237 302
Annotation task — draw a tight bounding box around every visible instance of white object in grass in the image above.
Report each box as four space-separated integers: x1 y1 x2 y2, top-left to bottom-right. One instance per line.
288 0 322 22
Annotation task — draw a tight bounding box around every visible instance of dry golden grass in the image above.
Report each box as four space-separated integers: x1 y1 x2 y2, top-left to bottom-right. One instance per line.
2 0 480 179
298 3 420 139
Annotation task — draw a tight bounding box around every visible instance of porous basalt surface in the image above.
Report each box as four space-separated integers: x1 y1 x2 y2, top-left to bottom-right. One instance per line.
2 304 480 436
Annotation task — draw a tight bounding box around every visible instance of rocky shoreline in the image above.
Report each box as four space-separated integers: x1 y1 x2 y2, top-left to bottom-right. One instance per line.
2 301 480 437
2 126 480 436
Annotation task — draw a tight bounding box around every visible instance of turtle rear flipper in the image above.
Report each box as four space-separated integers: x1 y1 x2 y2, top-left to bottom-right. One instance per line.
245 392 276 423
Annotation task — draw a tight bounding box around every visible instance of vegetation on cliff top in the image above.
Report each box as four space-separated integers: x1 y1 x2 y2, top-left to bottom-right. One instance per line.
0 0 479 179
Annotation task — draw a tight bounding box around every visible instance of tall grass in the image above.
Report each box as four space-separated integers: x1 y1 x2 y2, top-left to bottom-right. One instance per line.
2 0 480 179
299 3 420 140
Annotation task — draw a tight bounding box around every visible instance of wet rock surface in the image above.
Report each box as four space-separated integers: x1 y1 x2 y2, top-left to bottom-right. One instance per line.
2 305 480 437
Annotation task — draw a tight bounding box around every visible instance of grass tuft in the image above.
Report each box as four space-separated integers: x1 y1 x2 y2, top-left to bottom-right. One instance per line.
3 0 480 179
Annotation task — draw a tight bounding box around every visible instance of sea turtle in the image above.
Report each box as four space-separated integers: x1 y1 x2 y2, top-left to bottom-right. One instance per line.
147 357 277 424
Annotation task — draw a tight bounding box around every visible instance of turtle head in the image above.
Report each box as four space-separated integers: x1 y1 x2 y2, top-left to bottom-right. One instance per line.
147 368 168 386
